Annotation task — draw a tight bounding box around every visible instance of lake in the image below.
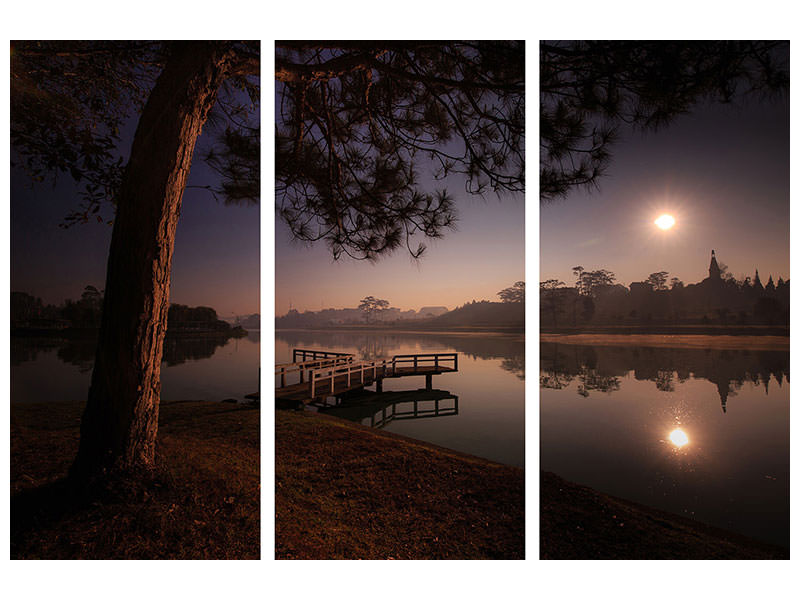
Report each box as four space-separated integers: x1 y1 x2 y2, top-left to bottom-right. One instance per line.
276 329 525 468
540 340 789 548
10 331 260 404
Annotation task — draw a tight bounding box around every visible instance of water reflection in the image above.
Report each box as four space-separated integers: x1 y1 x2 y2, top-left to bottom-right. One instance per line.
314 388 459 429
540 341 789 548
540 342 788 413
12 333 241 369
669 428 689 447
276 329 525 378
276 329 525 467
11 331 260 404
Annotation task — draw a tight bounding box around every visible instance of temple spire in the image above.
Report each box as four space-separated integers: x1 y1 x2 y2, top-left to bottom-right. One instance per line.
754 269 763 291
709 249 721 279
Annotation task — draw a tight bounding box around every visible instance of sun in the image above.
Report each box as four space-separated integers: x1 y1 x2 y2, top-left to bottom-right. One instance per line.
655 214 676 230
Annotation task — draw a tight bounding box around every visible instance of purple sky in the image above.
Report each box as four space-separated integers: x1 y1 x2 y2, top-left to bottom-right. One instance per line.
540 93 789 289
275 187 525 315
11 124 260 318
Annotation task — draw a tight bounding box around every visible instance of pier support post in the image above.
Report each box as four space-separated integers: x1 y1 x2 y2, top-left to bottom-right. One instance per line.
425 373 433 390
376 379 383 393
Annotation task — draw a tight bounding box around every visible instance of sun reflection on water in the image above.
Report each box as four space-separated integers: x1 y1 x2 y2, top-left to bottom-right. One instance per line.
669 428 689 447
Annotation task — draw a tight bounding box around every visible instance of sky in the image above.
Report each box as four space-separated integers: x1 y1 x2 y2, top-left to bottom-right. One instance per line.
540 93 789 289
275 185 525 315
11 97 260 319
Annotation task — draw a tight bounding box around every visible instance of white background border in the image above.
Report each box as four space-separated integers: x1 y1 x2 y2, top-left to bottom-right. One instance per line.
1 1 796 598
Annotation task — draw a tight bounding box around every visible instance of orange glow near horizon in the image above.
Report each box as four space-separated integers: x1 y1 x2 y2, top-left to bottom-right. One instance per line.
669 428 689 447
654 214 676 230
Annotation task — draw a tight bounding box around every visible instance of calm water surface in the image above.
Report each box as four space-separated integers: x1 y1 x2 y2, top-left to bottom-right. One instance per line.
540 342 789 548
11 331 260 404
276 330 525 467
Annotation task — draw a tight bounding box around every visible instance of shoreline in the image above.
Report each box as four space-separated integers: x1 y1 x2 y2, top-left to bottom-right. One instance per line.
541 333 789 350
276 410 524 559
541 325 788 336
276 326 524 338
541 471 788 559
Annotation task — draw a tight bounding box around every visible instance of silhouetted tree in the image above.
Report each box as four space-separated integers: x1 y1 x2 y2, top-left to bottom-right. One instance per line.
646 271 669 291
670 277 684 290
358 296 390 323
540 279 564 327
717 261 735 281
571 266 585 295
276 41 524 260
498 281 525 303
540 41 788 201
580 296 595 322
10 291 44 325
11 41 260 479
575 268 616 297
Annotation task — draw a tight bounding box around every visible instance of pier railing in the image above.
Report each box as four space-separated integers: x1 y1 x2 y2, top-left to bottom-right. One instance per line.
309 359 391 397
275 355 354 387
293 348 353 363
391 353 458 372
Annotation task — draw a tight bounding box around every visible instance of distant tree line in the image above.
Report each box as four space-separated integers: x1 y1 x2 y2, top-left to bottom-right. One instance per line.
11 288 245 336
275 282 525 330
11 286 103 329
540 257 789 328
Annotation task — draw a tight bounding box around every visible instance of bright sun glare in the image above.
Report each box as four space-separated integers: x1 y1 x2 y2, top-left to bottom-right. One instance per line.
669 428 689 447
655 214 676 230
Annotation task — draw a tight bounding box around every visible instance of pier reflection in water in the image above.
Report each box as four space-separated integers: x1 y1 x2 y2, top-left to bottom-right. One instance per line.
276 330 524 467
540 342 789 548
314 388 459 429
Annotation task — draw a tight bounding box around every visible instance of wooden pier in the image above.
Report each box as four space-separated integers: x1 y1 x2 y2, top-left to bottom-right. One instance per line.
275 349 458 404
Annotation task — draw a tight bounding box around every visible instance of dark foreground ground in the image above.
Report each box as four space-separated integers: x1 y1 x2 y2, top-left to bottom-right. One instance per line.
11 401 259 559
541 472 788 559
276 410 524 559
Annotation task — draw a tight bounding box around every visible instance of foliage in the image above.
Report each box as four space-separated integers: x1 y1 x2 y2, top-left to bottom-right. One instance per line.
498 281 525 303
645 271 669 291
539 280 565 327
11 41 159 225
358 296 390 322
541 41 788 201
276 41 524 260
572 266 616 297
11 41 260 224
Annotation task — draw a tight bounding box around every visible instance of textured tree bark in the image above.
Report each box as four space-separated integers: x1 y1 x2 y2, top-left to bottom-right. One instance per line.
72 42 234 478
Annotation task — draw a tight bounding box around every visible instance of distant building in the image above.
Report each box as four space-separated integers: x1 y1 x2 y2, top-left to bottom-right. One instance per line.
418 306 449 318
708 249 721 280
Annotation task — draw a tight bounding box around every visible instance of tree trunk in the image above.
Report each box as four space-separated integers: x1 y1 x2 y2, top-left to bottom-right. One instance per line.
72 42 234 478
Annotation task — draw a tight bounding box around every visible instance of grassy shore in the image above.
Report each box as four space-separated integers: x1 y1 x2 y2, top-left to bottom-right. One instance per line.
11 401 259 559
541 472 788 559
276 410 524 559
